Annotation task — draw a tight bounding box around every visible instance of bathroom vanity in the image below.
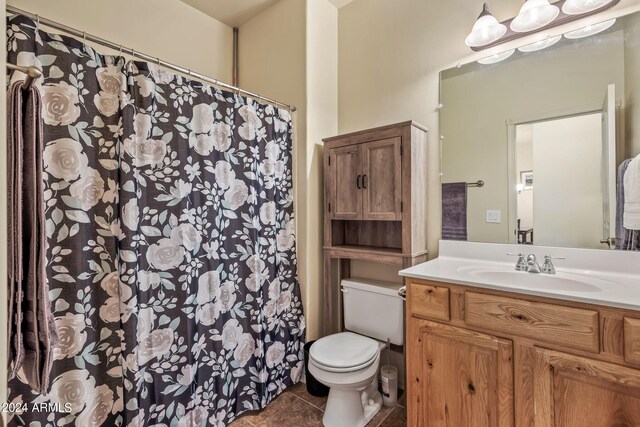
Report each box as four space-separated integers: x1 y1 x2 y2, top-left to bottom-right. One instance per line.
426 7 640 425
401 241 640 427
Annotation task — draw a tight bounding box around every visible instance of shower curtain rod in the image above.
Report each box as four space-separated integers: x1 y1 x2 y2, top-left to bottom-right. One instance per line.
5 5 297 112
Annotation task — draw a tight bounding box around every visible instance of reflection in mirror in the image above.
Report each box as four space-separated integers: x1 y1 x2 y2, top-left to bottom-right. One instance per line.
440 12 640 251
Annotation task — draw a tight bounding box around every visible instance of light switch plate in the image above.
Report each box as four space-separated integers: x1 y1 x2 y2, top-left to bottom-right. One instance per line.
486 210 501 223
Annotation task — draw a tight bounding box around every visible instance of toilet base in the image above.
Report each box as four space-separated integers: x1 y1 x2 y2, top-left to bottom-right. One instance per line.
322 379 382 427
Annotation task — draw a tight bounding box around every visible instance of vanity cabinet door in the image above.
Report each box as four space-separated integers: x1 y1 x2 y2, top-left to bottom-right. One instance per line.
408 319 514 427
533 347 640 427
327 145 362 219
361 137 402 220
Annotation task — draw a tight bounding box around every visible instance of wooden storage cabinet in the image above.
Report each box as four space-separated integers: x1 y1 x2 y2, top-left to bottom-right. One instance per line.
409 282 450 321
328 145 361 219
408 320 514 427
406 278 640 427
465 292 600 353
327 136 403 221
624 317 640 365
322 122 428 334
532 347 640 427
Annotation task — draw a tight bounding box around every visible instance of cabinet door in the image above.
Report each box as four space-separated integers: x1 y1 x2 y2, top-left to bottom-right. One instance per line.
361 137 402 220
533 347 640 427
408 319 514 427
328 145 362 219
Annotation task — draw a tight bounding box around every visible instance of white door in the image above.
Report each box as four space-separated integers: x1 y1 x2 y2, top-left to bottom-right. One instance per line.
601 84 617 248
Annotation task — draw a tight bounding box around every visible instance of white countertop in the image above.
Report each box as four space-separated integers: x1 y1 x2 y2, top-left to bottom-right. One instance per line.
400 241 640 312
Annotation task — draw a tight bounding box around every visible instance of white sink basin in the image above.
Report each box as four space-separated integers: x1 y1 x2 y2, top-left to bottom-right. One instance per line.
456 266 620 293
400 241 640 312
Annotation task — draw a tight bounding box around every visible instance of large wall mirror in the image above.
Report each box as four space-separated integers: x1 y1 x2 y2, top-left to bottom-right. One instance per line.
440 11 640 250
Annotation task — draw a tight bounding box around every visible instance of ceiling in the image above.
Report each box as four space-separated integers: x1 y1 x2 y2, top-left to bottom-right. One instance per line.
181 0 355 27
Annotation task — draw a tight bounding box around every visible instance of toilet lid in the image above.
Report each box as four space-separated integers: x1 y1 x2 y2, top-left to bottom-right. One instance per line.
310 332 379 370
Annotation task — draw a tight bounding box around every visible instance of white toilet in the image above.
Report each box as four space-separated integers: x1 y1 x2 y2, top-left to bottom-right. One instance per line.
308 278 404 427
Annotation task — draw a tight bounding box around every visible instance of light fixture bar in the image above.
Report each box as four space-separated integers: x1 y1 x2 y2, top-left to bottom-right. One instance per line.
470 0 620 51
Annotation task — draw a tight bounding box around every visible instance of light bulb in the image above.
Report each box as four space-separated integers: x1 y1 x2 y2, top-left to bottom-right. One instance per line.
465 3 508 48
478 49 516 64
511 0 560 33
564 18 616 39
562 0 615 15
518 35 561 52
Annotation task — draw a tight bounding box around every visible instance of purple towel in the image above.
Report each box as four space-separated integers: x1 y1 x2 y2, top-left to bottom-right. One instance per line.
442 183 468 241
8 81 25 382
7 80 58 393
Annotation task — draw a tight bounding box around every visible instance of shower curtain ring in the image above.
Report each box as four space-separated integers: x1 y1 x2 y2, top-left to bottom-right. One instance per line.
82 31 87 44
119 44 123 55
156 57 161 66
131 48 136 59
35 14 40 27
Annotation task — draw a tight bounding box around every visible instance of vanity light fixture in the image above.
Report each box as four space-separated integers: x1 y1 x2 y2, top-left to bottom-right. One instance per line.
511 0 560 33
465 0 619 51
465 3 508 48
518 35 562 52
563 18 616 38
562 0 616 15
477 49 516 64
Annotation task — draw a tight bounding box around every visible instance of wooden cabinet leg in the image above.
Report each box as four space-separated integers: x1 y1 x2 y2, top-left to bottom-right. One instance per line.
322 253 333 337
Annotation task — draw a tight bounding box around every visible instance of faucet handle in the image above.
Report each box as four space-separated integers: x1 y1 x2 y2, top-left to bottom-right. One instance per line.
541 255 564 274
507 252 528 271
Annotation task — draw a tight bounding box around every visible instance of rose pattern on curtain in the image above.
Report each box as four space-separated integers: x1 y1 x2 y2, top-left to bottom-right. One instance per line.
6 15 305 427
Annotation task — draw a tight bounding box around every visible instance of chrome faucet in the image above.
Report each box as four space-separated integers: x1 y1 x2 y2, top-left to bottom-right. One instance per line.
509 253 565 274
526 254 541 273
507 253 528 271
541 255 565 275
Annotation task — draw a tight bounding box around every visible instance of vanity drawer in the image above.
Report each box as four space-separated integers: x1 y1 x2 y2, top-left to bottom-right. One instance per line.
465 292 600 353
624 317 640 365
409 282 450 321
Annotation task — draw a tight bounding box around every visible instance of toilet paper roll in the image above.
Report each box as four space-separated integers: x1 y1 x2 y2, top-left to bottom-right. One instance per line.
380 364 398 408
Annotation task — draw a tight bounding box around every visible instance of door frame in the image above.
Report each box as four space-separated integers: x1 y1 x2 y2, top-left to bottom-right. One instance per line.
505 103 604 244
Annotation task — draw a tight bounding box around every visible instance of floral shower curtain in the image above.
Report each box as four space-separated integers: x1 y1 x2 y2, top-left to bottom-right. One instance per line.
7 15 305 426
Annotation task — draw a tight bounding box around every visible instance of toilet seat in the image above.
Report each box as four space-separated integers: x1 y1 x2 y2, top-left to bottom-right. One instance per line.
310 332 380 373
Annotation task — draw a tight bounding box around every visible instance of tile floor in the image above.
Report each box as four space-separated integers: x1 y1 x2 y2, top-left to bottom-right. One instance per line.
230 383 406 427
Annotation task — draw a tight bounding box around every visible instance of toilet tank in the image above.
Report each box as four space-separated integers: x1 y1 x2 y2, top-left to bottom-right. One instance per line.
341 278 404 346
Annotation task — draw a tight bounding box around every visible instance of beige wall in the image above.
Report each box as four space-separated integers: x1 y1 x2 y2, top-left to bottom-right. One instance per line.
7 0 234 82
340 0 523 280
306 0 338 339
239 0 338 340
624 12 640 158
442 32 625 243
533 114 604 249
